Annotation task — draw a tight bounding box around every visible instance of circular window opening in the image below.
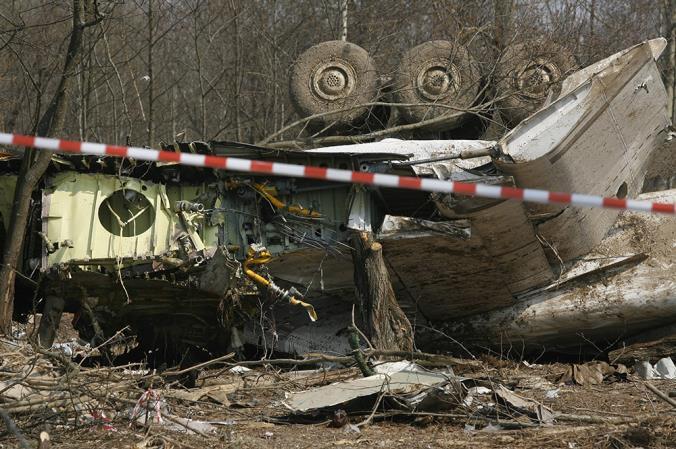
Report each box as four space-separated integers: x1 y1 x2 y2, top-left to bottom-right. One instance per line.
98 189 155 237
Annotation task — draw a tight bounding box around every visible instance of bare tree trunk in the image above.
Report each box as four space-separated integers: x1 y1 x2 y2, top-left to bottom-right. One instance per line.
146 0 155 147
230 0 243 142
588 0 595 62
666 0 676 122
493 0 514 50
340 0 348 41
351 231 413 352
0 0 96 333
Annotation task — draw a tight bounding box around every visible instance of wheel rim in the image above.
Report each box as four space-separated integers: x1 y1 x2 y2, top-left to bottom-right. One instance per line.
415 58 461 101
514 57 561 98
310 59 357 101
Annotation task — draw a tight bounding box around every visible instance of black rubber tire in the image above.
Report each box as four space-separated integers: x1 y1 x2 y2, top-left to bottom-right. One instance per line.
289 40 379 129
494 40 578 127
393 40 481 130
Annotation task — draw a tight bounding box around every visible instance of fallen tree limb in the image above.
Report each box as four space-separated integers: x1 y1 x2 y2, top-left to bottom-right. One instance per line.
554 412 658 424
216 350 479 371
367 349 480 367
162 352 235 376
256 101 495 146
368 410 540 429
0 406 32 449
644 382 676 408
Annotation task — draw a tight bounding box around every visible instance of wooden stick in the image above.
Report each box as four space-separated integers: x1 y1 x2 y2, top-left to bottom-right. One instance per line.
0 406 32 449
645 381 676 408
162 352 235 376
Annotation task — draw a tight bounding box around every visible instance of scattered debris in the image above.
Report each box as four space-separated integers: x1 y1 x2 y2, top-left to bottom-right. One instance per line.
545 389 560 399
493 384 554 424
283 364 457 413
655 357 676 379
633 357 676 380
558 362 627 385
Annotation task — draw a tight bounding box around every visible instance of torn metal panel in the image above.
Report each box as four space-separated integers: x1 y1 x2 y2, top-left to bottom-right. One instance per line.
381 232 515 321
266 249 353 294
304 138 495 159
283 369 453 413
433 175 555 294
438 189 676 350
519 253 648 298
468 199 555 294
493 384 554 424
497 38 670 261
306 138 494 177
558 38 667 98
240 296 354 356
42 173 177 266
377 216 471 240
347 187 374 231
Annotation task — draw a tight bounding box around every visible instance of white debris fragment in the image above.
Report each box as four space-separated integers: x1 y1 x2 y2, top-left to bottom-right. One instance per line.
373 361 423 374
633 361 659 379
522 361 542 369
51 340 91 358
654 357 676 379
634 357 675 380
463 386 491 407
545 389 560 399
470 386 491 395
283 370 452 412
122 368 151 376
343 424 360 434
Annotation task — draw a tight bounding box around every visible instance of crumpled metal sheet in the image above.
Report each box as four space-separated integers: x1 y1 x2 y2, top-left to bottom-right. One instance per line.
305 138 494 178
283 367 454 413
378 215 471 240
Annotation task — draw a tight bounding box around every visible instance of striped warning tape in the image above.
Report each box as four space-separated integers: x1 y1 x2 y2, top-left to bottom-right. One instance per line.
0 132 673 215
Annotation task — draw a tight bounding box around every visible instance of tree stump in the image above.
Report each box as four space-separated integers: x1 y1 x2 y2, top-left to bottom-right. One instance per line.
37 295 64 348
351 231 413 351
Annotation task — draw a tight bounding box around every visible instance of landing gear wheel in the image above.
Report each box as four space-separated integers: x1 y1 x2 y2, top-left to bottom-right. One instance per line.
393 40 481 131
289 40 379 131
494 40 578 127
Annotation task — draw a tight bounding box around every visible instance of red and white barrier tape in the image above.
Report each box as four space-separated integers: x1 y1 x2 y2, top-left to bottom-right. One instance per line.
1 132 673 215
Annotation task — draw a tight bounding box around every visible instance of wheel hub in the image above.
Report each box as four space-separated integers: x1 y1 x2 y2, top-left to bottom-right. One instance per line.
515 58 561 97
311 59 356 101
416 58 461 101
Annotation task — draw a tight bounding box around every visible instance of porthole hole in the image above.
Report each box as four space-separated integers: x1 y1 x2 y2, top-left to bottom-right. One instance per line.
98 189 155 237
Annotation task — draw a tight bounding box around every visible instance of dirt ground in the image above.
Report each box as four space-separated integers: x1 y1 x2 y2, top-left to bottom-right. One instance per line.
3 340 674 449
645 139 676 181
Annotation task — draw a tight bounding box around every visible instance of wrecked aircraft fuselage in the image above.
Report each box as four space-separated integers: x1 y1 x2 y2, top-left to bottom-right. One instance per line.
0 38 673 360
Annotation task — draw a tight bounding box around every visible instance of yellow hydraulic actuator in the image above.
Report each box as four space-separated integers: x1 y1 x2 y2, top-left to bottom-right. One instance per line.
243 244 318 321
252 183 322 219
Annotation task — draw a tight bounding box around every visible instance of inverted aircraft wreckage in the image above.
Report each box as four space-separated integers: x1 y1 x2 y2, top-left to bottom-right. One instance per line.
0 39 674 366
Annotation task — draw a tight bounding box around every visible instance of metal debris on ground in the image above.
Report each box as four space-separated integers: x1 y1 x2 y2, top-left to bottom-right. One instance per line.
634 357 676 380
